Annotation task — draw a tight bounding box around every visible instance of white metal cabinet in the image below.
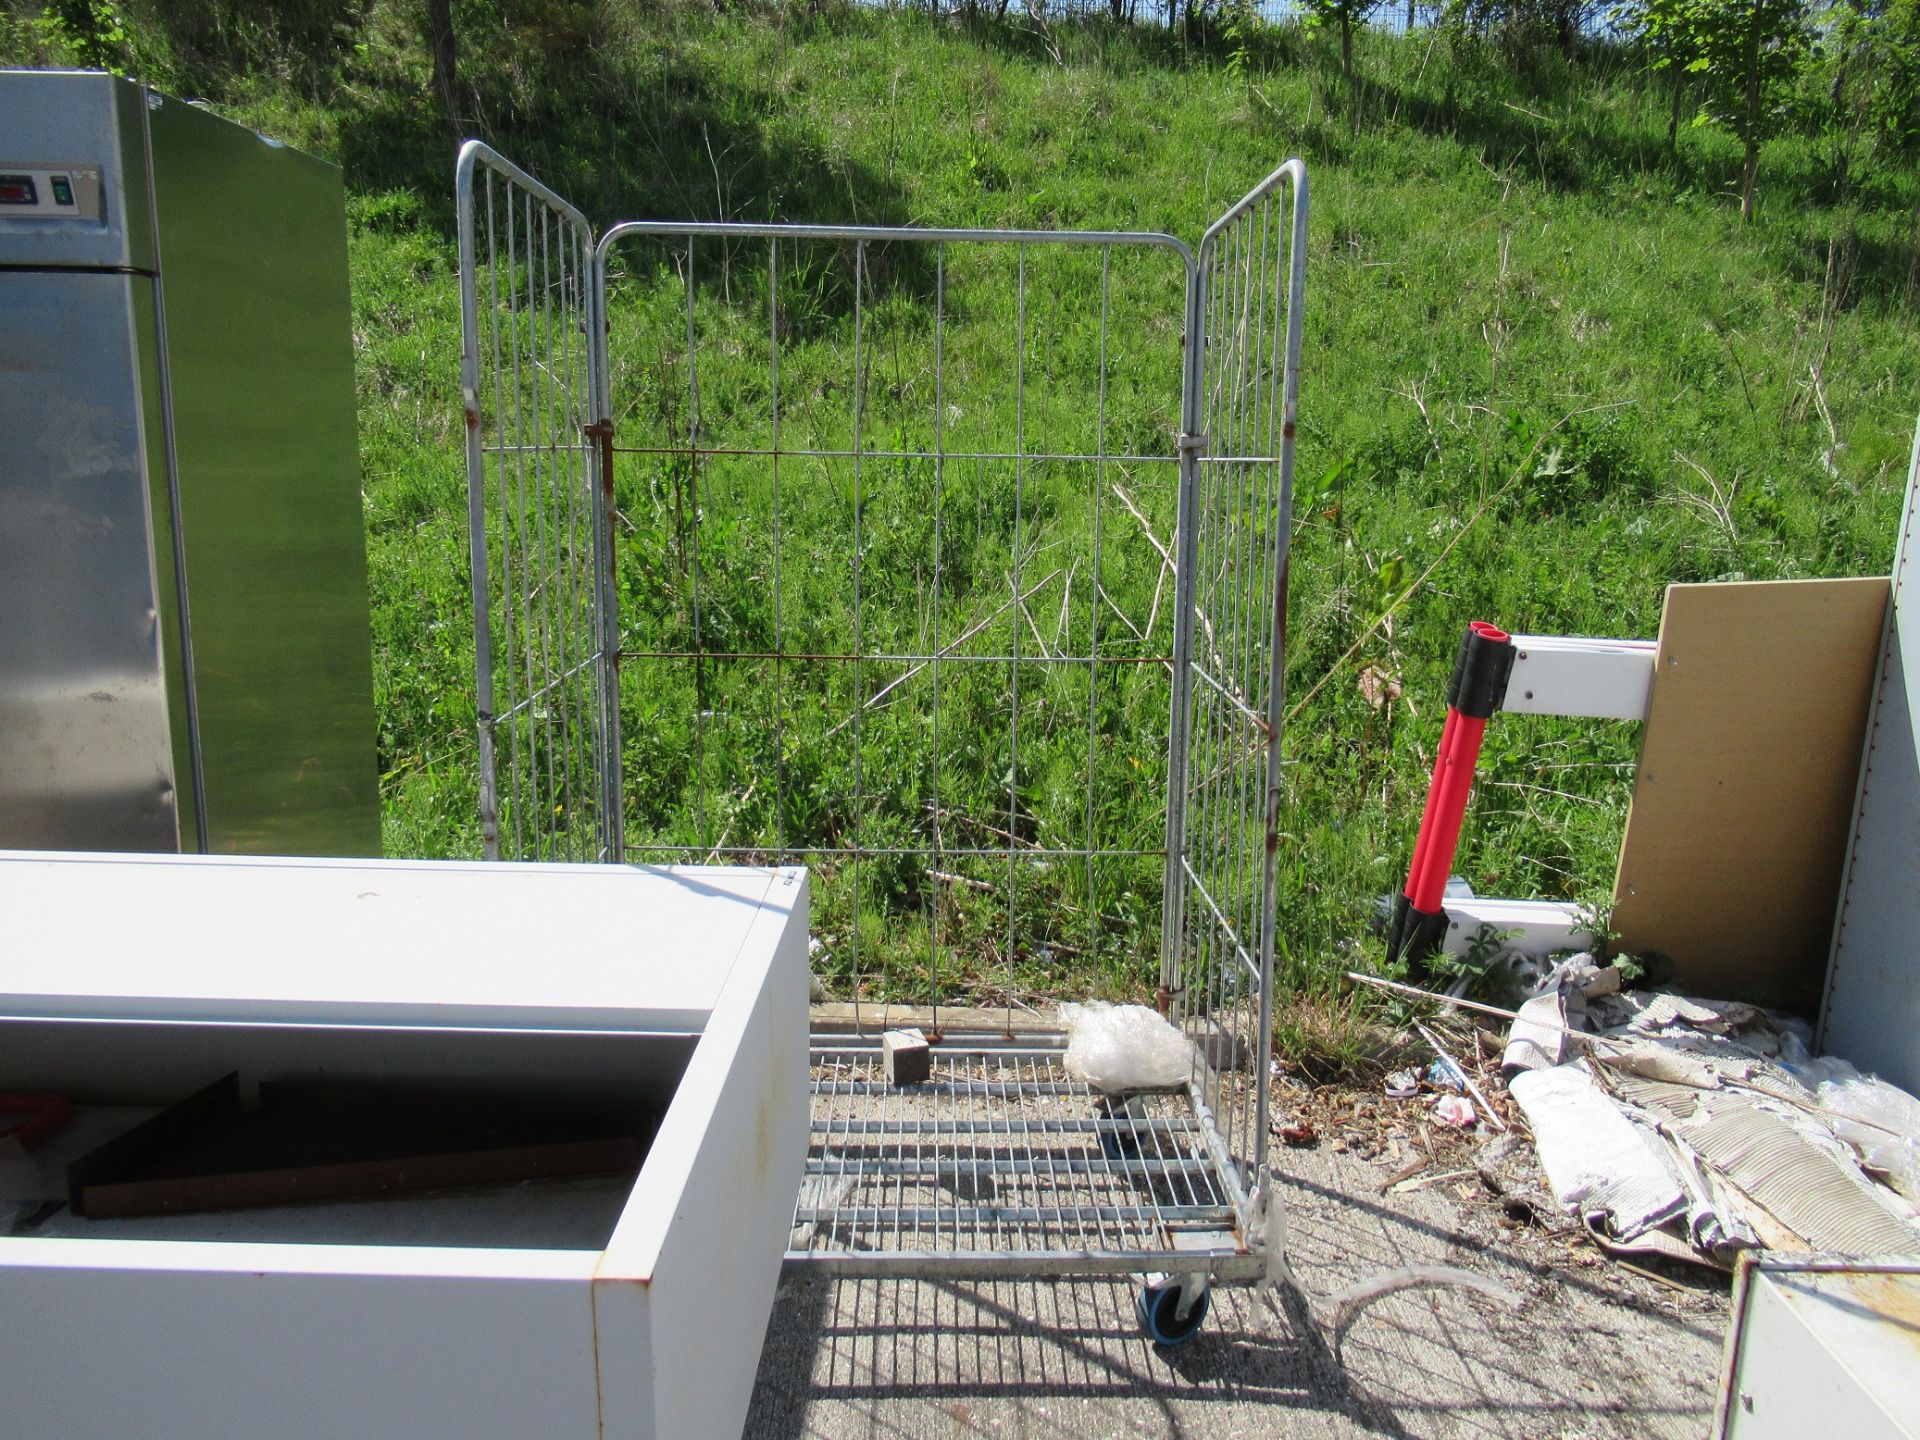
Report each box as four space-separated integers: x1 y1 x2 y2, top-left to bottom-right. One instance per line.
0 852 808 1440
1714 1256 1920 1440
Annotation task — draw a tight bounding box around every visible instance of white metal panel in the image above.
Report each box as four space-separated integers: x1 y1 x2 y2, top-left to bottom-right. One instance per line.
1822 416 1920 1094
1 1243 604 1440
0 853 812 1439
597 869 810 1440
1502 634 1656 720
1441 895 1589 960
0 852 781 1031
1718 1260 1920 1440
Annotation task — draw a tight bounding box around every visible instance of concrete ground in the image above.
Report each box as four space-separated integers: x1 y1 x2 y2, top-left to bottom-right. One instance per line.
745 1132 1729 1439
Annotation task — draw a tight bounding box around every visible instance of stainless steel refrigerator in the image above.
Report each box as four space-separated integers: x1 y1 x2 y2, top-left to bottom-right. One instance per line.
0 70 379 856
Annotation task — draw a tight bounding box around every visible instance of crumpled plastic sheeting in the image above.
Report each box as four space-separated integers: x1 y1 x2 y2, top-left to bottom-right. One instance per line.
1058 1002 1193 1093
1791 1056 1920 1202
1508 1062 1689 1239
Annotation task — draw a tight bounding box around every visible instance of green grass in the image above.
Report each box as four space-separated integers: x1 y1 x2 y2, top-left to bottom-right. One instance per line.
9 2 1917 1067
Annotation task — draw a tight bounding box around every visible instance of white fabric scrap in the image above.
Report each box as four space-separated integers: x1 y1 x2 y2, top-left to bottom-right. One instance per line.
1508 1062 1689 1239
1502 990 1578 1074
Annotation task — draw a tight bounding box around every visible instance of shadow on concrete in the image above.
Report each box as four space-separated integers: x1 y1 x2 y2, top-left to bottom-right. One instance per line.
744 1149 1726 1439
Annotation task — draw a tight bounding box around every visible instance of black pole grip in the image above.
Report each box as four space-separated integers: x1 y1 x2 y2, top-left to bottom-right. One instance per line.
1384 893 1451 970
1446 622 1516 720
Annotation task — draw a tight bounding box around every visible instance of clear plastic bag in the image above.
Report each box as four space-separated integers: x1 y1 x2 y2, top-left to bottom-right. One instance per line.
1058 1001 1193 1092
1798 1059 1920 1201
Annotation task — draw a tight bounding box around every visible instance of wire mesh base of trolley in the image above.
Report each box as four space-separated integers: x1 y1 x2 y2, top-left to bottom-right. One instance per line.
785 1041 1266 1343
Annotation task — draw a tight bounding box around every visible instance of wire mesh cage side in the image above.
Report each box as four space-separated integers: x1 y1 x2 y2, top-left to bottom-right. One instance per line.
457 142 616 863
594 221 1197 1031
1167 160 1309 1212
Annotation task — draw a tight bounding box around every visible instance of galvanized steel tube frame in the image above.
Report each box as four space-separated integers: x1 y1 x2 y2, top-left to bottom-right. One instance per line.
458 142 1307 1270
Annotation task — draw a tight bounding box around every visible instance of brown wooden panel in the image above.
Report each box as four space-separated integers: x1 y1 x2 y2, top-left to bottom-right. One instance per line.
1613 578 1889 1010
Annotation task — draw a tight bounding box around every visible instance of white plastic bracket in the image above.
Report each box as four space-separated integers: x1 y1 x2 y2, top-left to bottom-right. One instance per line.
1502 635 1656 721
1440 895 1591 961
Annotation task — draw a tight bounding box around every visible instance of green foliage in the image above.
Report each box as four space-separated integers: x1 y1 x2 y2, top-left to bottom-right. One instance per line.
1443 0 1607 55
145 0 373 90
1813 0 1920 179
1669 0 1814 214
1633 0 1697 75
1570 887 1617 952
1300 0 1382 73
1685 0 1809 128
1424 922 1519 994
2 2 1916 1054
35 0 128 68
1862 0 1920 156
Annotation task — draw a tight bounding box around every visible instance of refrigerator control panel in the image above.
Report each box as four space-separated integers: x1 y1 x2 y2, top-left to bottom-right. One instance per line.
0 164 103 222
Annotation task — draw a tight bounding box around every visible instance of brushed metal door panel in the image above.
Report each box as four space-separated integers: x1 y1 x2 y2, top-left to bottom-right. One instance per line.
146 93 379 857
0 270 181 850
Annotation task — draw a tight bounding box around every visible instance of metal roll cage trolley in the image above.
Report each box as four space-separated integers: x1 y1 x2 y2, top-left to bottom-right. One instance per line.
456 141 1308 1343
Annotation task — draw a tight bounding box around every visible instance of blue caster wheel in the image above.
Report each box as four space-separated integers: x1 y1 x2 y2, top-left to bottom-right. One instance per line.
1136 1279 1210 1346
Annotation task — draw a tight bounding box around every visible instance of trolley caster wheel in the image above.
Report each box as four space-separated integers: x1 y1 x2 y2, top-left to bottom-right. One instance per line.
1136 1279 1210 1346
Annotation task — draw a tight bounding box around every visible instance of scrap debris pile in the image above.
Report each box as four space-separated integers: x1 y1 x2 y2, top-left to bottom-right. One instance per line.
1348 963 1920 1268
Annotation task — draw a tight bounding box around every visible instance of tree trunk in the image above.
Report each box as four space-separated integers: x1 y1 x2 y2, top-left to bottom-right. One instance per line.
428 0 459 128
1739 0 1762 220
1406 0 1415 32
1341 7 1353 76
1668 69 1684 155
1740 130 1758 219
1907 193 1920 312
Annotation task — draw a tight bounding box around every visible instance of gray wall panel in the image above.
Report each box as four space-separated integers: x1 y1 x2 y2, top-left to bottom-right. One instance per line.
1822 416 1920 1093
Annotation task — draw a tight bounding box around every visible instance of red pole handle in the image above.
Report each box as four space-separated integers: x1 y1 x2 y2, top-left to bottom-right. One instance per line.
1406 711 1488 912
1385 621 1514 969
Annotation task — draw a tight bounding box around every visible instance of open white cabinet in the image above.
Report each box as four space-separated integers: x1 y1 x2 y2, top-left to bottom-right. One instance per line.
0 851 808 1440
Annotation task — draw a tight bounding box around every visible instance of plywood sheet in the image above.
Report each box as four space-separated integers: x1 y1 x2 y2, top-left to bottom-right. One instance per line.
1613 578 1890 1009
